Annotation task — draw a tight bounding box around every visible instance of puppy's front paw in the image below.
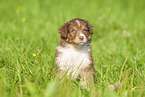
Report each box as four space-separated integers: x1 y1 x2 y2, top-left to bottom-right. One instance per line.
79 81 90 91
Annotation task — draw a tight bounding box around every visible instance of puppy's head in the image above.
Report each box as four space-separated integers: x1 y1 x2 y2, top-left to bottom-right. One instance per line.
59 18 93 45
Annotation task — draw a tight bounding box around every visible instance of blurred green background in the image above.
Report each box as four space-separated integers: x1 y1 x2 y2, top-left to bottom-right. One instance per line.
0 0 145 97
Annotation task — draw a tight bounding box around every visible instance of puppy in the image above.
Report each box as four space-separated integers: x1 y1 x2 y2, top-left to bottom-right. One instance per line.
54 18 97 87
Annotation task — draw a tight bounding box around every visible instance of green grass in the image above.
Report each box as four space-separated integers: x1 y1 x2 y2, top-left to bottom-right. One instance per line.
0 0 145 97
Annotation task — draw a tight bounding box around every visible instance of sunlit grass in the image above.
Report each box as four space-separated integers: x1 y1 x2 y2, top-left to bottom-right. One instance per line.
0 0 145 97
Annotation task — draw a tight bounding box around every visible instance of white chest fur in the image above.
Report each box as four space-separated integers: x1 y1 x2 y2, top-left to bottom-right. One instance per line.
56 44 91 78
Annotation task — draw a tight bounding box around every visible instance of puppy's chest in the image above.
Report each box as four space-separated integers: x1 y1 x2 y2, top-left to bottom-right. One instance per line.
56 45 91 70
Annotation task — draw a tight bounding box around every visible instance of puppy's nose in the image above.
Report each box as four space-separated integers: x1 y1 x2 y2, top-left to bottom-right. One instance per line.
79 36 84 40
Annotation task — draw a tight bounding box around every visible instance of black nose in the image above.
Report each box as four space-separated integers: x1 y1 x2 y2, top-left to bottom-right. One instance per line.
79 36 84 40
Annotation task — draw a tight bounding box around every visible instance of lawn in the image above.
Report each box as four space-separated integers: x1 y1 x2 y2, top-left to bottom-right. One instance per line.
0 0 145 97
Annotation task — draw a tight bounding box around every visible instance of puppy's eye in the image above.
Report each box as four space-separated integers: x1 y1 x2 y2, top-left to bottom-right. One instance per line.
82 29 87 32
72 30 76 33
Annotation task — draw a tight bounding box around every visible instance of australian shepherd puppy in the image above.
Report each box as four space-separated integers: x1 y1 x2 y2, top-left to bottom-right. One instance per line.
54 18 97 88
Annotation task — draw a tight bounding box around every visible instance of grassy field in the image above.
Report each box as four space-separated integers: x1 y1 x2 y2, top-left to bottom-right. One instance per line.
0 0 145 97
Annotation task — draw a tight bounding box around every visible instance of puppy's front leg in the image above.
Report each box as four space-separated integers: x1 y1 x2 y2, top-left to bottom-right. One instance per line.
79 67 94 89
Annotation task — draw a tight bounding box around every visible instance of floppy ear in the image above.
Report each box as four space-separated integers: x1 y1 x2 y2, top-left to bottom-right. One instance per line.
84 19 93 34
59 22 70 39
88 23 93 34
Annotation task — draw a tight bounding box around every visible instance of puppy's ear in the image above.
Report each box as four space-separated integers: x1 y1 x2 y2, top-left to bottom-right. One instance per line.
88 23 93 34
59 22 70 39
84 19 93 34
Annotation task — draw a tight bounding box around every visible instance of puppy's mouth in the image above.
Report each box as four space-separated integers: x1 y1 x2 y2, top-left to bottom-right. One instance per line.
73 38 88 45
74 41 87 45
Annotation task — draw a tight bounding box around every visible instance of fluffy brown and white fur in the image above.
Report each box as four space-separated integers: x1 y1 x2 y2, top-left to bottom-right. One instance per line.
54 18 97 87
